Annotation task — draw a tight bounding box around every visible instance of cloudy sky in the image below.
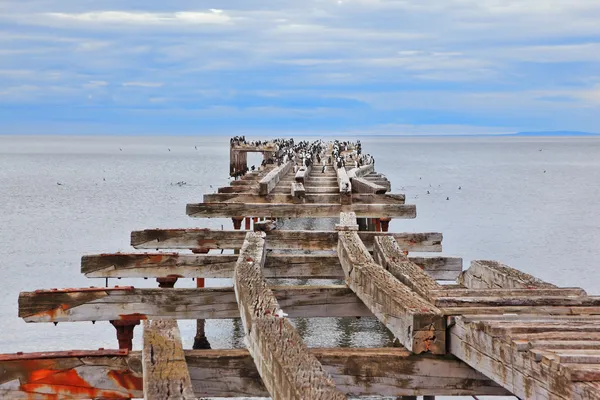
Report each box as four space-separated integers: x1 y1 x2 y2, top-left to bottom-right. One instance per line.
1 0 600 135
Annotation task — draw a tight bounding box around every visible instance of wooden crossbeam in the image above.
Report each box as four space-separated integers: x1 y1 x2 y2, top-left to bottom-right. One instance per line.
459 260 557 289
186 202 416 218
143 320 196 399
18 285 371 322
203 193 406 204
0 348 511 398
336 217 445 354
82 253 461 280
351 177 387 194
373 236 443 301
336 168 351 202
233 231 346 399
259 161 292 196
131 229 442 252
347 164 374 179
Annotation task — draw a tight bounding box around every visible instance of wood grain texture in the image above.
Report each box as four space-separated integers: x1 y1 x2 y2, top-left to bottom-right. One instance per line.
131 229 442 252
143 319 196 400
19 285 372 322
337 231 445 354
203 193 405 204
458 260 557 289
186 202 416 218
233 231 346 400
82 252 459 280
373 236 442 301
259 161 292 196
351 177 388 194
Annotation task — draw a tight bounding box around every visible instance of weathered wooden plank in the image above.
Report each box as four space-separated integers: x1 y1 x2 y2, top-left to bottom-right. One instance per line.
458 260 557 289
442 305 600 316
373 236 442 301
295 166 309 183
185 348 511 398
203 193 405 205
347 164 374 179
233 231 346 400
0 348 511 398
19 285 372 322
337 231 445 354
0 350 143 399
82 253 458 280
432 288 587 298
217 185 257 194
291 182 306 198
574 381 600 400
186 202 416 218
449 316 577 399
409 256 462 280
351 177 387 194
132 229 441 252
436 295 600 308
258 161 292 196
143 319 196 400
336 167 351 195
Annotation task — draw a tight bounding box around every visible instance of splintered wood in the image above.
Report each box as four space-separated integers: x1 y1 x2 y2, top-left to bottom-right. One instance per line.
233 231 346 400
143 319 196 400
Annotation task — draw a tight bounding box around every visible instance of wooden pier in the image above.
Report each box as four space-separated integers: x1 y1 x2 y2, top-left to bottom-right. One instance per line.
3 138 600 399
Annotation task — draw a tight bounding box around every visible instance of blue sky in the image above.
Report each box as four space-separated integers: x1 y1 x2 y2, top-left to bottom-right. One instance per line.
1 1 599 135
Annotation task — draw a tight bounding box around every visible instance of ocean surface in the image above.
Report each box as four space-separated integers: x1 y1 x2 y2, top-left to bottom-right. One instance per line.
1 134 600 399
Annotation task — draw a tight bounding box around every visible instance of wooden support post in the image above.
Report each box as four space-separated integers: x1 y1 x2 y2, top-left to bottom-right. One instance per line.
110 320 140 351
375 218 382 232
143 320 197 400
192 248 211 350
380 217 391 232
233 231 346 399
245 217 251 230
231 217 244 230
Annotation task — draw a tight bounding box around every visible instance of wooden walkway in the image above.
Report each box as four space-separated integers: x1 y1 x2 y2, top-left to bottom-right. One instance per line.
3 138 600 399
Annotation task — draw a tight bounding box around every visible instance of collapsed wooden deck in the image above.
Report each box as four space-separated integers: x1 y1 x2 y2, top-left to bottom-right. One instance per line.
4 138 600 399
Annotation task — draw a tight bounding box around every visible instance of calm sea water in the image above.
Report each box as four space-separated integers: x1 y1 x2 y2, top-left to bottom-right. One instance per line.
1 135 599 398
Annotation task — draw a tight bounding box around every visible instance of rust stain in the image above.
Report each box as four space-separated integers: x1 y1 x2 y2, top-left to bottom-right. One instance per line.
0 349 128 362
118 313 147 321
107 369 143 391
143 254 166 265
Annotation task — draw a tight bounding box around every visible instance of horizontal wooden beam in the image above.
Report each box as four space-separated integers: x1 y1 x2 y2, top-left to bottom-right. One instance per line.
291 182 305 198
82 253 460 280
203 193 406 204
0 348 511 398
131 229 442 252
143 320 196 399
186 202 416 218
337 230 446 354
19 285 371 323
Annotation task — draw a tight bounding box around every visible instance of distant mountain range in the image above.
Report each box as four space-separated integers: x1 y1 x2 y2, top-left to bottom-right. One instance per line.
512 131 600 136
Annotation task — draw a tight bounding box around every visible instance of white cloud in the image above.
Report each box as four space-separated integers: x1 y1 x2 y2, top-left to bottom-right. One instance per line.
44 10 232 25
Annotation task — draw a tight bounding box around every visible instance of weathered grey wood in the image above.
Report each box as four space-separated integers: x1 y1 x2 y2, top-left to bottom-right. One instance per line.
337 231 446 354
185 348 510 397
449 316 595 400
373 236 442 301
436 295 600 308
131 229 442 252
186 202 416 218
291 182 305 198
295 166 309 183
351 177 387 194
259 161 292 196
458 260 557 289
442 305 600 316
347 164 374 179
336 167 351 195
0 348 511 398
82 253 458 280
18 285 372 322
335 212 358 231
432 288 587 298
143 319 196 400
233 231 346 400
